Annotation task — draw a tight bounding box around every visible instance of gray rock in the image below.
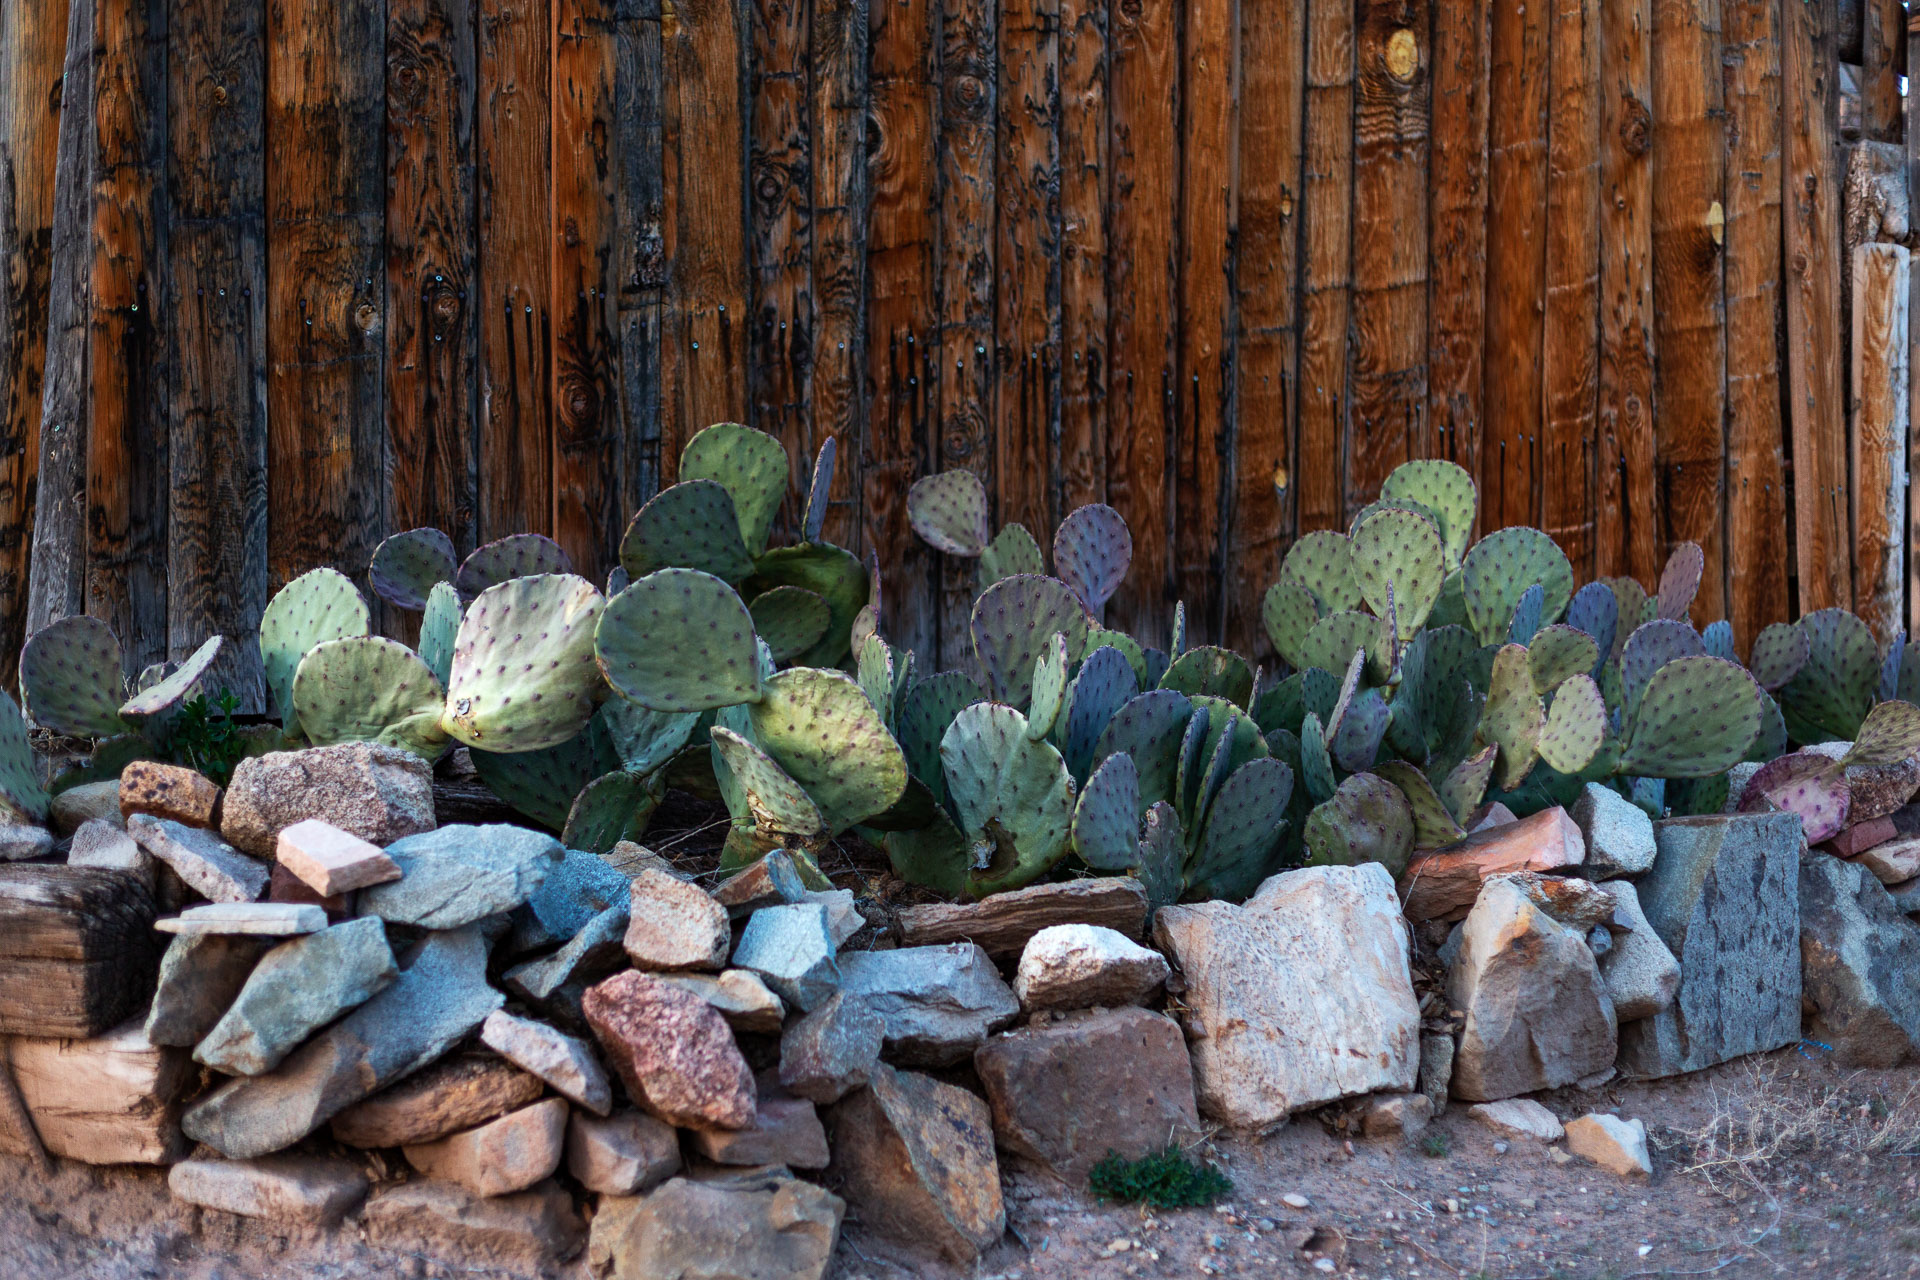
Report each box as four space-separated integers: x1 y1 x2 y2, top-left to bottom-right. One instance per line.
480 1009 612 1114
566 1110 680 1195
1469 1098 1563 1142
1565 1112 1651 1178
155 903 327 936
195 916 400 1076
510 847 630 954
623 867 731 971
1598 878 1681 1022
1887 875 1920 915
168 1155 367 1223
779 992 885 1103
1721 762 1766 813
359 824 562 930
1418 1031 1454 1116
802 888 864 946
731 902 839 1011
1012 923 1170 1012
1572 783 1657 877
597 1170 842 1280
221 743 435 857
361 1179 584 1274
50 780 123 835
127 815 269 904
835 943 1020 1067
712 850 809 916
504 903 629 1028
654 970 787 1034
183 924 503 1158
1359 1092 1432 1140
145 933 268 1047
1799 853 1920 1067
1618 814 1803 1078
1447 875 1617 1102
68 819 150 885
0 823 54 861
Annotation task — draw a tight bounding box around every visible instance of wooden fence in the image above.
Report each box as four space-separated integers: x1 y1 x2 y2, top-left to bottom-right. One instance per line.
0 0 1914 709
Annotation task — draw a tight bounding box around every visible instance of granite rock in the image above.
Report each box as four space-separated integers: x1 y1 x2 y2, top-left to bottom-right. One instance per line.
0 823 53 861
358 824 562 930
1565 1112 1651 1178
1359 1092 1433 1140
67 818 149 884
1012 923 1170 1011
1572 783 1657 877
835 943 1020 1066
1419 1031 1454 1117
511 847 631 954
1597 878 1681 1022
1799 853 1920 1067
688 1086 830 1169
582 969 756 1129
221 743 435 856
51 780 124 834
711 850 808 915
779 992 886 1104
622 867 731 971
1469 1098 1564 1142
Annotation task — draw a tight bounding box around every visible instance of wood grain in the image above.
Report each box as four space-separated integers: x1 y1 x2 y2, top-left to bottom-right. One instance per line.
1859 0 1901 143
1908 5 1920 639
809 0 868 550
1541 0 1598 579
1850 242 1907 643
747 0 811 507
1296 0 1352 537
1056 0 1105 516
0 866 157 1038
612 0 664 511
1427 0 1488 487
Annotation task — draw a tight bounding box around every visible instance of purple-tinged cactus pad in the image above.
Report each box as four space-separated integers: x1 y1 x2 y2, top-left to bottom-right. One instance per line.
1777 608 1880 744
1304 772 1416 876
1053 502 1133 614
1329 686 1389 773
619 479 756 584
1093 688 1197 815
679 422 790 557
1083 625 1148 685
1880 630 1909 702
749 667 908 835
977 521 1047 590
19 614 130 738
1527 624 1600 694
970 574 1091 708
1841 698 1920 768
1747 620 1811 691
1059 645 1140 782
1461 527 1573 646
1159 645 1255 709
1701 618 1735 662
0 690 50 821
292 636 449 760
457 533 573 601
1438 744 1498 825
597 568 760 713
1505 582 1546 645
1072 751 1143 870
1565 580 1619 672
802 437 837 544
1350 507 1446 637
748 586 832 665
368 528 458 611
1280 530 1363 615
120 635 226 729
1261 580 1320 670
1600 577 1651 662
1620 618 1706 715
1134 801 1187 908
1537 672 1607 775
562 769 664 853
1380 458 1478 567
1620 655 1764 779
260 566 372 736
444 573 605 750
1370 760 1466 848
1657 541 1705 622
1187 697 1269 825
1189 756 1294 900
1738 750 1850 843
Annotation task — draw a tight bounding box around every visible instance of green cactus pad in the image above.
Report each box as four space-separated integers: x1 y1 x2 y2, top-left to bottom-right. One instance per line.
1072 751 1142 870
1896 640 1920 704
1252 671 1305 737
749 667 908 833
472 729 616 830
1135 801 1187 909
1158 645 1255 709
1350 508 1446 637
1027 632 1071 740
1778 608 1879 743
1304 773 1415 876
0 690 50 822
971 574 1091 708
1189 756 1294 900
1299 610 1382 677
1840 698 1920 768
596 569 760 712
748 586 832 665
456 533 572 600
1505 582 1545 645
1737 750 1849 843
1329 686 1389 773
802 437 837 544
1053 503 1133 613
1537 673 1606 774
679 421 789 556
1262 581 1320 670
619 479 757 584
419 582 461 687
1170 601 1188 660
293 637 451 759
1370 759 1465 848
1620 655 1763 778
1325 648 1366 742
18 615 130 738
1300 711 1337 803
1461 527 1573 646
1057 645 1140 781
1083 625 1148 684
1657 541 1705 621
1528 624 1600 694
898 671 987 804
1601 577 1653 655
368 528 458 611
1280 530 1362 614
1427 567 1469 630
857 634 915 729
443 573 605 750
1620 619 1707 717
1439 744 1497 823
1701 618 1736 662
1481 643 1543 789
261 566 373 736
940 701 1076 894
1380 459 1477 566
1299 665 1342 722
978 521 1047 590
562 769 665 853
596 697 699 775
1565 581 1618 671
743 543 869 668
119 636 225 731
1747 620 1811 691
1748 689 1790 762
883 806 971 897
1094 689 1196 814
1173 706 1211 823
712 726 825 836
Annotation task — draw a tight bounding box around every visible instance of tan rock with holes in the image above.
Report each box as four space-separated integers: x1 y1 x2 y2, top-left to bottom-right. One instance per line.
121 762 222 828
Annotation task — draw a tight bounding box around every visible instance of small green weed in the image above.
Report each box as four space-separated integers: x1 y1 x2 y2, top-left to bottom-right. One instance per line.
166 690 247 786
1420 1129 1452 1158
1087 1147 1232 1209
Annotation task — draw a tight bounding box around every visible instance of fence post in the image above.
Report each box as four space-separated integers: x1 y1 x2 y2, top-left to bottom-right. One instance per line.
1852 240 1910 643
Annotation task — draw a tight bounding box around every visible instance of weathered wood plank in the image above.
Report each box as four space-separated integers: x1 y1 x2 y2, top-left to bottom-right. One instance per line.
1427 0 1488 487
612 0 663 517
168 0 267 708
1296 0 1352 538
1056 0 1105 517
1783 0 1849 612
266 0 386 594
476 0 552 543
809 0 868 551
1858 0 1901 143
1722 0 1788 655
1908 4 1920 639
748 0 810 511
1105 0 1174 641
1851 242 1908 642
1231 0 1304 657
0 866 158 1038
895 877 1147 956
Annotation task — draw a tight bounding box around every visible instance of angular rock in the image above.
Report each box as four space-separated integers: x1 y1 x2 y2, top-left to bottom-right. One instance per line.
600 1171 842 1280
1400 807 1586 922
481 1009 612 1114
67 818 150 883
1360 1092 1431 1139
688 1086 830 1169
144 932 268 1047
9 1019 193 1164
1799 853 1920 1067
1496 873 1622 932
731 901 839 1010
51 780 124 834
155 902 327 936
1597 878 1681 1022
604 840 686 880
195 916 399 1076
274 818 400 896
974 1007 1200 1183
582 969 756 1129
1888 875 1920 914
0 823 53 861
168 1155 368 1223
1447 875 1616 1102
361 1178 584 1274
331 1050 545 1148
779 991 885 1103
266 861 354 918
803 887 863 946
1852 833 1920 884
128 814 269 904
359 824 562 930
1154 864 1421 1127
828 1063 1004 1263
1618 814 1802 1078
1468 1098 1564 1142
183 924 504 1158
895 876 1149 957
221 743 435 856
120 761 222 827
566 1109 681 1195
1572 783 1657 877
405 1096 569 1198
1466 801 1519 833
511 847 631 954
712 850 807 916
1564 1112 1651 1178
504 903 629 1030
1828 816 1898 858
1804 741 1920 822
835 943 1020 1067
622 866 730 971
1418 1031 1454 1116
1012 923 1170 1012
654 969 786 1035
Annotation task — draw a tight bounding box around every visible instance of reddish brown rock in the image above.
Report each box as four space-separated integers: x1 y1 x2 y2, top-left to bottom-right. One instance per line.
582 970 755 1130
120 762 222 828
330 1051 545 1148
267 862 353 920
1828 816 1898 858
1400 807 1585 923
1853 835 1920 885
1466 802 1519 834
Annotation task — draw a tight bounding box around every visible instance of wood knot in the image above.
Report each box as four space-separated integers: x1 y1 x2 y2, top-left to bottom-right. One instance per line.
211 83 229 107
947 74 988 119
1619 94 1651 155
559 375 599 424
1385 28 1418 81
431 289 460 323
353 302 380 333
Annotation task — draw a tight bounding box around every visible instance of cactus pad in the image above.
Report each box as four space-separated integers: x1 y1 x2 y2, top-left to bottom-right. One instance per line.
1299 610 1381 677
1657 541 1705 621
1094 689 1196 814
897 670 987 803
1072 751 1142 870
1052 503 1133 613
293 636 451 759
260 566 373 736
1299 711 1336 803
1084 625 1148 684
1738 750 1850 843
472 730 617 830
1027 632 1070 740
1159 645 1255 708
882 807 970 897
1370 760 1465 848
941 701 1076 893
1439 744 1497 823
562 769 665 853
971 574 1091 707
1461 527 1573 645
443 573 605 750
1188 756 1294 899
1747 620 1811 691
18 615 130 738
978 521 1047 591
1840 698 1920 768
802 437 837 544
712 726 825 836
419 582 461 687
1133 801 1187 908
1058 645 1140 781
749 667 908 833
857 633 914 729
1505 582 1545 645
1262 581 1320 670
1749 689 1790 761
1565 581 1619 672
1619 655 1763 778
1329 686 1389 773
679 422 789 556
1777 608 1879 743
1380 458 1477 566
1351 508 1446 637
1528 624 1600 694
1280 530 1362 614
1304 773 1416 876
748 586 832 664
456 533 573 600
596 568 760 712
1701 618 1736 662
119 636 226 730
1481 643 1543 789
0 691 50 822
1620 618 1707 716
597 697 700 775
1537 673 1606 774
744 543 869 668
369 528 458 610
619 479 756 584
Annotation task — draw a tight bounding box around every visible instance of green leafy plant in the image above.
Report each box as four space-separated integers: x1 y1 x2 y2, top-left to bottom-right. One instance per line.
165 690 247 786
1088 1146 1233 1209
1420 1128 1452 1158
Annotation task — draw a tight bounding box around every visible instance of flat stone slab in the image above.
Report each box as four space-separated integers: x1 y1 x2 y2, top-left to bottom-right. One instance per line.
895 877 1149 958
168 1155 368 1224
1800 853 1920 1067
404 1097 569 1199
194 916 399 1076
155 903 327 936
145 933 268 1047
511 847 631 954
331 1051 545 1149
654 970 787 1034
358 824 562 929
835 943 1019 1067
274 818 400 896
128 815 269 904
1399 807 1585 923
480 1009 612 1114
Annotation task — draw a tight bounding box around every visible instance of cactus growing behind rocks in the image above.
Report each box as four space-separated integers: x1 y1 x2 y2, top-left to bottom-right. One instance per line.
260 567 372 738
442 573 605 752
367 527 459 611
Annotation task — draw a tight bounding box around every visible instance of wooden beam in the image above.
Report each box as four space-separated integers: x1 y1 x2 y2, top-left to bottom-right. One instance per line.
0 866 158 1038
1296 0 1353 536
1851 242 1908 643
1056 0 1107 519
808 0 869 551
1428 0 1489 493
747 0 811 517
1859 0 1902 144
1541 0 1599 580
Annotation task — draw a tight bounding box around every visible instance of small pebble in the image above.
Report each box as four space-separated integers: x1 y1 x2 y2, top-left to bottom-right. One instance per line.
1281 1193 1311 1210
1314 1261 1336 1273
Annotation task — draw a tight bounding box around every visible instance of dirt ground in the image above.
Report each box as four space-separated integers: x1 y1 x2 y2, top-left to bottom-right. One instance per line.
5 1046 1919 1280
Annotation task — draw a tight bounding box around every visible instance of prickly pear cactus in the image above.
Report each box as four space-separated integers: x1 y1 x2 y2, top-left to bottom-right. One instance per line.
1620 619 1706 718
1135 801 1186 909
472 728 614 830
748 586 832 664
802 437 836 544
1565 580 1618 672
1304 773 1415 876
1350 507 1445 637
1329 686 1390 773
18 615 130 738
1299 611 1380 677
1299 711 1336 802
368 528 458 611
1839 698 1920 768
1053 503 1133 614
1439 744 1497 824
744 543 869 668
419 582 461 687
1186 756 1293 899
293 636 450 760
1461 527 1573 646
971 574 1091 708
619 479 757 584
977 522 1047 590
1093 688 1195 814
1071 751 1142 871
679 422 790 556
1262 580 1320 670
1280 530 1363 615
897 670 986 806
444 573 605 751
1371 760 1466 847
1701 619 1736 662
1505 583 1546 645
907 469 992 557
1057 644 1139 781
456 533 573 601
1537 673 1606 774
1379 459 1477 567
1747 620 1811 692
0 690 50 822
1657 541 1705 622
748 667 908 834
1480 643 1543 789
1027 633 1070 740
120 636 226 733
1159 645 1254 708
1738 750 1850 842
596 568 761 712
260 566 372 737
563 769 665 853
1527 624 1599 694
940 701 1076 895
1618 656 1763 778
1777 608 1879 744
712 725 825 838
